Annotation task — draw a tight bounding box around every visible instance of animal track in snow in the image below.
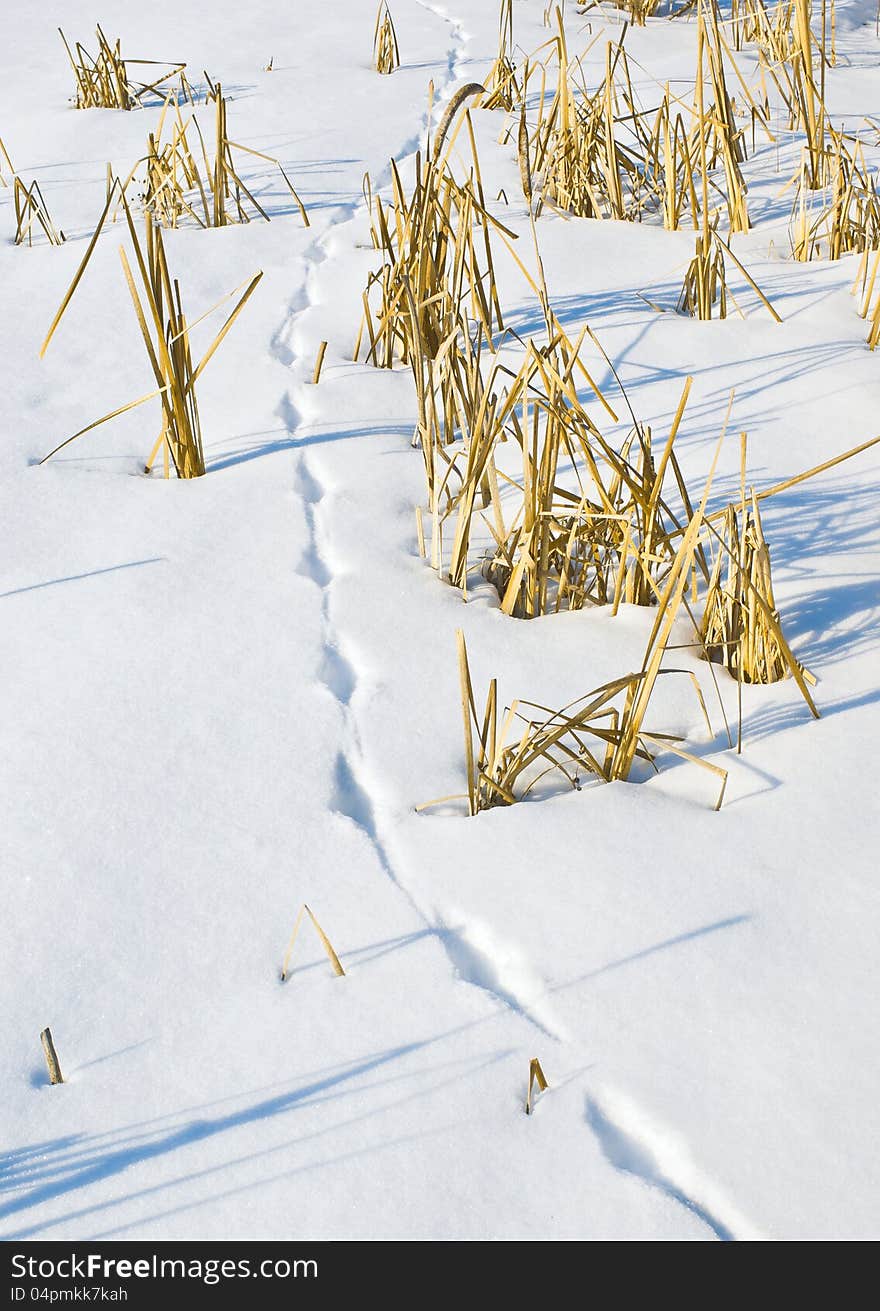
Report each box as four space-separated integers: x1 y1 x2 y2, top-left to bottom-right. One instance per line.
435 908 566 1039
271 9 561 1034
416 3 470 88
585 1090 764 1242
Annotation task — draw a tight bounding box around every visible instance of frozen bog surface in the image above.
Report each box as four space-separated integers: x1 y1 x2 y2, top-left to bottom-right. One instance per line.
1 0 878 1241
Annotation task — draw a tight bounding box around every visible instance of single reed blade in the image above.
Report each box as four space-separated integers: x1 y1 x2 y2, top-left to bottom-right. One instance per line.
525 1057 549 1115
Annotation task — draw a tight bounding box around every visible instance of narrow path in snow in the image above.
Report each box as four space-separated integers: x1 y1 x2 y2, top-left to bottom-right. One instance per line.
415 2 471 89
265 7 568 1038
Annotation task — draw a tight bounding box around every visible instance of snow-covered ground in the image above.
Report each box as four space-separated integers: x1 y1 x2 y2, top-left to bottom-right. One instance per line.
2 0 879 1241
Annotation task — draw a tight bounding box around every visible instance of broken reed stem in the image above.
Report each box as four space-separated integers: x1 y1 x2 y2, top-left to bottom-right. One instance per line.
525 1057 549 1114
40 1027 64 1085
1 138 65 245
313 341 328 383
280 905 346 981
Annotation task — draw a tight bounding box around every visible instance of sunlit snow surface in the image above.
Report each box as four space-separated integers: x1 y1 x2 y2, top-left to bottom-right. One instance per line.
1 0 879 1241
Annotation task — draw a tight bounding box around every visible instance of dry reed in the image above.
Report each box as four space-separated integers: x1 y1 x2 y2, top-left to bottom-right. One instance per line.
355 97 525 374
482 0 521 112
118 89 309 229
280 905 346 982
525 1058 549 1114
854 246 880 349
676 227 781 320
789 132 880 260
373 2 400 75
60 25 190 111
12 177 65 247
39 190 262 478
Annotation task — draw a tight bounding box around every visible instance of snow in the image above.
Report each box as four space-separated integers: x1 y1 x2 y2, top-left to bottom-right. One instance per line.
2 0 879 1241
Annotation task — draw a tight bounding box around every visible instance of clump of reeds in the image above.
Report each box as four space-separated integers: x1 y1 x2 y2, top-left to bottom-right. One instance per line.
750 0 833 188
523 9 756 231
790 132 880 260
60 25 190 110
729 0 833 59
676 227 780 320
417 317 741 622
699 431 880 714
38 190 262 478
701 493 816 698
530 24 648 222
373 2 400 75
0 141 65 245
118 88 309 229
408 307 629 602
679 229 729 318
477 333 646 616
691 1 751 234
612 0 663 25
356 91 516 371
482 0 521 111
12 177 65 247
424 489 730 816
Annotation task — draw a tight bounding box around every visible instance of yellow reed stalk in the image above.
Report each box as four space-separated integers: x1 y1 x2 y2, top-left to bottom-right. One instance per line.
855 247 880 349
0 137 14 186
40 1028 64 1086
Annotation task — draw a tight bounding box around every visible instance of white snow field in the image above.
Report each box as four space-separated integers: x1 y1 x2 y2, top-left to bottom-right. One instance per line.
2 0 879 1242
